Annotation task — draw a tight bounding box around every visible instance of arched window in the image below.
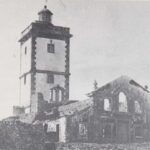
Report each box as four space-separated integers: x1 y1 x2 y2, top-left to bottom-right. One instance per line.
135 101 142 114
119 92 128 112
50 85 64 102
104 99 111 111
58 90 63 102
52 90 56 101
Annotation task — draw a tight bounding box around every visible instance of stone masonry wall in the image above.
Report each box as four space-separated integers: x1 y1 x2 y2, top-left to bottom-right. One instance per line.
56 142 150 150
0 117 45 150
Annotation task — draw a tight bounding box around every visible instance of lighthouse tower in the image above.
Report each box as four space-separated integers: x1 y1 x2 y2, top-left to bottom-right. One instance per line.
17 6 72 114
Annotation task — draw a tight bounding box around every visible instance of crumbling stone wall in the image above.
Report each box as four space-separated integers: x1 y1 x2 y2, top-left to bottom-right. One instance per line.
0 117 45 150
92 76 150 143
66 107 94 143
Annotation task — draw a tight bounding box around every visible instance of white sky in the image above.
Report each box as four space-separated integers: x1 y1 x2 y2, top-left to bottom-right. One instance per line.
0 0 150 119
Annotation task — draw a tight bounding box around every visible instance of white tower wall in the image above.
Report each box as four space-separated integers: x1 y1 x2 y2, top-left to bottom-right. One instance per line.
36 38 66 72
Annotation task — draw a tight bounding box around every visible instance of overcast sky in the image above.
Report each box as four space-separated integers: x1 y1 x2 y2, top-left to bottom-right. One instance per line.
0 0 150 119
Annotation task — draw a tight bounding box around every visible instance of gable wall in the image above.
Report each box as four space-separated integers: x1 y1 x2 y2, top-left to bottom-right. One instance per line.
92 78 149 143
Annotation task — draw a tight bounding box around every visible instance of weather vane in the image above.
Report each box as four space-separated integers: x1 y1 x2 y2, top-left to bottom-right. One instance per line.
45 0 48 7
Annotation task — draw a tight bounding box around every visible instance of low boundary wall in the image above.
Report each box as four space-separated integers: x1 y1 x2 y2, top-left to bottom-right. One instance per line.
56 142 150 150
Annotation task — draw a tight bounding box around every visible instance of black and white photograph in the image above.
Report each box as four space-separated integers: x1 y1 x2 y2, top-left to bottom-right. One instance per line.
1 0 150 149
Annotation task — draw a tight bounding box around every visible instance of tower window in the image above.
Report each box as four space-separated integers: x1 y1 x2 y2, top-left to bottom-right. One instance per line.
47 43 55 53
25 47 27 55
50 86 64 102
47 74 54 84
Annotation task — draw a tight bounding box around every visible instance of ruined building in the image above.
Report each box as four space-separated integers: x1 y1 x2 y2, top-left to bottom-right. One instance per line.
11 5 150 145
